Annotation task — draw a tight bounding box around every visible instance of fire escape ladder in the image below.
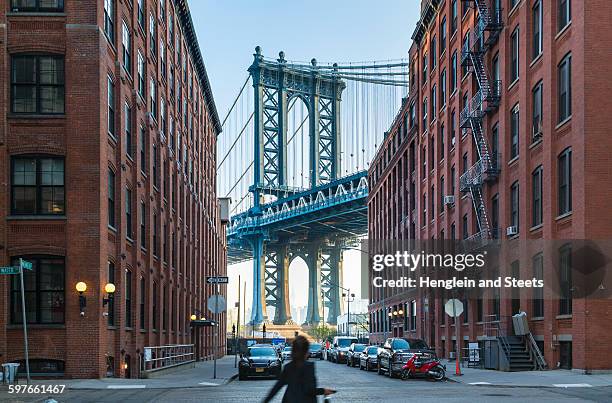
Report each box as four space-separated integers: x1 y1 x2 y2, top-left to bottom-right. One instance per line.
470 186 491 238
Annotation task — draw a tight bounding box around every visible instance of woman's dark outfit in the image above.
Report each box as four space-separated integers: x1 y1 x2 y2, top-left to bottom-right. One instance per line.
264 360 325 403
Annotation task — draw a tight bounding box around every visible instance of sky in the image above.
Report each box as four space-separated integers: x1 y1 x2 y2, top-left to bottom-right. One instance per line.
189 1 420 325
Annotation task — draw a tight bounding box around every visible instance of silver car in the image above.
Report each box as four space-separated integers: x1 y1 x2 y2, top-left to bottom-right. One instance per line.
359 346 381 371
281 346 292 361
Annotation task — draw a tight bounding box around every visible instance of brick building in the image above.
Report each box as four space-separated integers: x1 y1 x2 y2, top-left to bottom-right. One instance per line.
368 0 612 371
0 0 227 378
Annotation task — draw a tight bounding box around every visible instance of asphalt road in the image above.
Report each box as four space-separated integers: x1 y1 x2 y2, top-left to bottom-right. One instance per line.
1 360 611 403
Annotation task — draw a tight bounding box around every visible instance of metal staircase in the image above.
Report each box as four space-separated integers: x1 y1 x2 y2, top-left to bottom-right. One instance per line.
459 1 503 239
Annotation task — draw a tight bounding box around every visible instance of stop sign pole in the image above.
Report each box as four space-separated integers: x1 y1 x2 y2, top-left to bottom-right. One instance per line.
452 298 461 376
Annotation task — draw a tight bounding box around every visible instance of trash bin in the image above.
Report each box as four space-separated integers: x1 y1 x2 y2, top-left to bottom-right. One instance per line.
2 363 20 384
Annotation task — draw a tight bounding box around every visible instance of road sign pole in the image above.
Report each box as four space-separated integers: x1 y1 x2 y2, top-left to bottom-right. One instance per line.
19 266 31 384
214 284 219 379
453 298 461 376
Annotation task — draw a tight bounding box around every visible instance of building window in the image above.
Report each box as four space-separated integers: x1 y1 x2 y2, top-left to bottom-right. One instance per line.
422 98 427 128
559 244 573 315
440 16 447 55
510 181 519 231
11 0 63 12
532 81 543 141
10 256 65 324
451 51 457 92
510 27 520 82
140 125 146 172
126 188 133 239
160 100 166 136
160 42 166 78
450 109 456 147
152 282 158 330
11 156 64 216
153 212 159 257
439 123 445 161
461 33 469 77
107 261 115 326
558 147 572 215
532 166 543 227
532 1 542 60
440 69 446 108
450 165 456 195
137 51 145 99
431 85 436 121
139 277 146 330
558 53 572 122
11 55 64 114
532 253 544 317
125 269 132 328
410 300 416 331
107 76 115 136
451 0 458 33
152 143 159 187
431 35 437 70
122 21 132 73
491 194 499 236
108 168 116 228
140 201 146 249
422 53 427 84
149 13 157 56
462 214 468 239
150 79 157 119
137 0 145 30
104 0 114 42
558 0 571 32
125 103 133 157
510 104 519 159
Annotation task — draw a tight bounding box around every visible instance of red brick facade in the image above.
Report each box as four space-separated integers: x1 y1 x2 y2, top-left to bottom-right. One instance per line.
0 0 227 378
368 0 612 371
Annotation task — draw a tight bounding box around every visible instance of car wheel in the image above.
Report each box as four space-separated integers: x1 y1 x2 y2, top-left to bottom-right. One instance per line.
239 372 246 381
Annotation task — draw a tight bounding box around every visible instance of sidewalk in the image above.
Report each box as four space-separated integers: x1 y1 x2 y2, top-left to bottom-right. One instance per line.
445 361 612 388
33 356 239 390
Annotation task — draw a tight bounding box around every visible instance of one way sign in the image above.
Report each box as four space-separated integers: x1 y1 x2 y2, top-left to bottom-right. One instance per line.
206 276 229 284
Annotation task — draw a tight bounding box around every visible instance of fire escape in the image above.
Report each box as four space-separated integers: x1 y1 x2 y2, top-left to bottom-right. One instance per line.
459 1 503 242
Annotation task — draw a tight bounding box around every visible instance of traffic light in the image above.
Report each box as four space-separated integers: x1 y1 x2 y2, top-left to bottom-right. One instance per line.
232 324 236 336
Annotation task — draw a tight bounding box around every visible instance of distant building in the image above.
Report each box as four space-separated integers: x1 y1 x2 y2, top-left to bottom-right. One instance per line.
336 313 369 339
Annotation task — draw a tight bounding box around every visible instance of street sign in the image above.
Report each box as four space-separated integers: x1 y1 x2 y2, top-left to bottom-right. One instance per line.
206 276 229 284
207 294 226 314
0 267 19 275
445 299 464 317
20 259 33 271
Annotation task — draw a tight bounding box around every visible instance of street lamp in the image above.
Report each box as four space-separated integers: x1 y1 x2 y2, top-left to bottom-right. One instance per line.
342 292 355 337
75 282 87 316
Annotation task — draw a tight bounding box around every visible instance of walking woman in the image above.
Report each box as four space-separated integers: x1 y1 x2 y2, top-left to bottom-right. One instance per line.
264 336 335 402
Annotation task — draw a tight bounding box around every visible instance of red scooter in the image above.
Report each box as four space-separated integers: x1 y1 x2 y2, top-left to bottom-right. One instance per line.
400 353 446 381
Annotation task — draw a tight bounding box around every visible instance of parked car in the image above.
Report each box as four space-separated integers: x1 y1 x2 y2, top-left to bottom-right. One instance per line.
359 345 381 371
330 336 359 363
377 338 432 378
308 343 324 360
346 343 367 367
281 346 292 361
238 345 282 380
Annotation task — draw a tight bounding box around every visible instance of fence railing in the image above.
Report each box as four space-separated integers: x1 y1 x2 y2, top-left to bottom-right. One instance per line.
141 344 194 373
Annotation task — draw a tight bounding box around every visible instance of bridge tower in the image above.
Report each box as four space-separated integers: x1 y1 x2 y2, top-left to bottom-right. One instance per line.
246 47 346 327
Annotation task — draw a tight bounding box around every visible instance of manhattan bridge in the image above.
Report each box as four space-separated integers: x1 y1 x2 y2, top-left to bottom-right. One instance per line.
217 46 408 330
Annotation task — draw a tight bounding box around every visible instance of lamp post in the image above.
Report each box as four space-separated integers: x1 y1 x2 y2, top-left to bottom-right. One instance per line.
343 292 355 336
324 281 355 336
